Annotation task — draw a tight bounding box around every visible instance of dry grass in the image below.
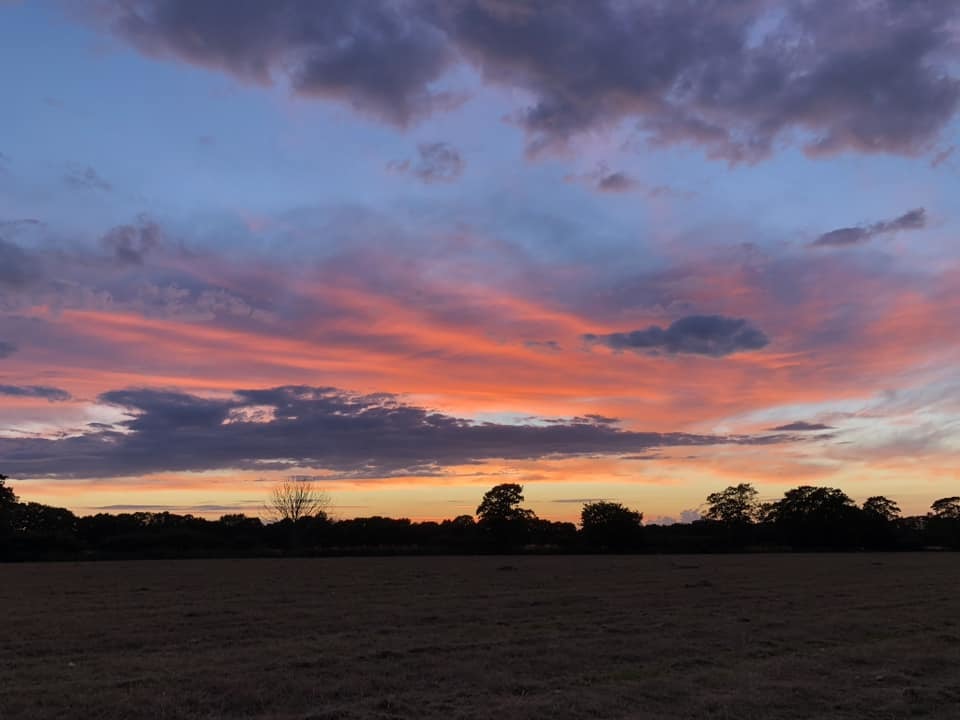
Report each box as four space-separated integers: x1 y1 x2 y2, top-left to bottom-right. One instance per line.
2 554 959 719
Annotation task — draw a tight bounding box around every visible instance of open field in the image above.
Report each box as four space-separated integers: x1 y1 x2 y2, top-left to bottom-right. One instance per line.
2 555 959 719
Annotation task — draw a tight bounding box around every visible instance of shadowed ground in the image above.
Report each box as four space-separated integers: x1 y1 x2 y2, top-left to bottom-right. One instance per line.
2 555 958 719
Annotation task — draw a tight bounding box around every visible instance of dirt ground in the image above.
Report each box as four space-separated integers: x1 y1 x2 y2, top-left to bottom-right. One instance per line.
1 554 958 719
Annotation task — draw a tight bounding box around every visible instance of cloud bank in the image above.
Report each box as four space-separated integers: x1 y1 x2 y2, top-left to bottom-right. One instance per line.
0 384 789 479
92 0 960 162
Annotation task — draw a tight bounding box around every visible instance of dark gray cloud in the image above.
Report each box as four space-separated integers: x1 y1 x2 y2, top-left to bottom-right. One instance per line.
585 315 769 357
596 172 636 193
0 385 71 402
0 340 16 358
564 165 686 197
64 165 112 192
101 219 163 265
98 0 457 126
388 142 465 183
812 208 927 247
452 0 960 160
91 1 959 162
0 384 790 479
769 421 834 432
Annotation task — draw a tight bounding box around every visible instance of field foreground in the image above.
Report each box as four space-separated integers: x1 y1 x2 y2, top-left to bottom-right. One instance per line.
2 555 959 719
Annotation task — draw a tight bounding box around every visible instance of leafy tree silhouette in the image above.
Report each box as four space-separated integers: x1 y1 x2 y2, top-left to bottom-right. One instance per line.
580 501 643 551
12 502 79 552
0 474 16 508
862 496 901 522
928 497 960 549
703 483 761 547
930 497 960 520
476 483 536 550
763 485 861 548
440 515 477 549
0 474 16 557
861 496 901 549
704 483 760 524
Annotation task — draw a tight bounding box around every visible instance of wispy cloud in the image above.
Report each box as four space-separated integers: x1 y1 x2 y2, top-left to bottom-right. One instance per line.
564 165 687 198
388 142 465 184
811 208 926 247
0 385 71 402
64 165 112 192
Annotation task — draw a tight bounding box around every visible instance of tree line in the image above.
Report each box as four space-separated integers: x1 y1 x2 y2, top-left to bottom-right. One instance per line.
1 474 958 560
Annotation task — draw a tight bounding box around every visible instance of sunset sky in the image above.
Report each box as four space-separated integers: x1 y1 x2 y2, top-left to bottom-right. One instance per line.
1 1 959 522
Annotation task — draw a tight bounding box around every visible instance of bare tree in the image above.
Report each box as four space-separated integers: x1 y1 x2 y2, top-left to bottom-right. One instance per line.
266 477 330 522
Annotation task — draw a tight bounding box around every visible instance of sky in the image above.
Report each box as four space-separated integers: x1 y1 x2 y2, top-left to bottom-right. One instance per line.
1 0 959 523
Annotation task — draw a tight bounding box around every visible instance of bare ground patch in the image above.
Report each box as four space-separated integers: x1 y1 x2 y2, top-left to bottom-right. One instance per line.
1 555 958 719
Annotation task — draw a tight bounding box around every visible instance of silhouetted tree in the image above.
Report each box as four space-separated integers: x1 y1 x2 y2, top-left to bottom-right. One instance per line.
702 483 763 548
0 474 16 556
580 501 643 551
265 479 331 554
0 474 16 508
528 518 578 549
476 483 536 549
439 515 477 550
78 512 148 547
860 496 901 549
763 485 861 548
930 497 960 520
476 484 534 523
216 514 265 551
862 496 901 522
927 497 960 549
219 513 264 530
267 478 330 522
334 516 416 548
10 502 79 554
704 484 760 524
13 502 76 533
446 514 477 532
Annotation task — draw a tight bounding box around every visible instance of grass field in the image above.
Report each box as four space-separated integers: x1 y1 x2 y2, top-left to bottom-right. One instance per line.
2 555 959 719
